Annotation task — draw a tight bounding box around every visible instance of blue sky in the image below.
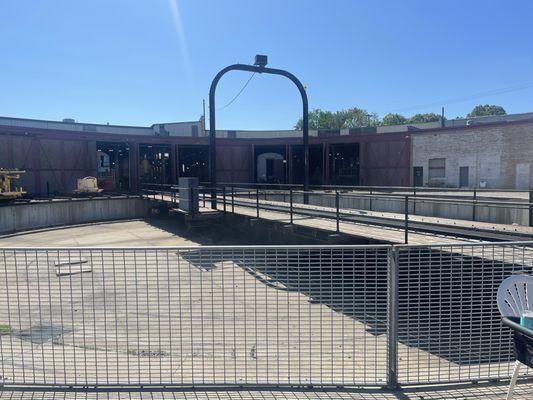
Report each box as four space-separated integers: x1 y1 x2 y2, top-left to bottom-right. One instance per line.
1 0 532 129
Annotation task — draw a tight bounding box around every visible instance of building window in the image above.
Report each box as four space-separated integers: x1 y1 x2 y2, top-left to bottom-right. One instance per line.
429 158 446 178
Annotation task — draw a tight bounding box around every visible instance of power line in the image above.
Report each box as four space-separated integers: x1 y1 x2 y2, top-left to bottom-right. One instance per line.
386 81 533 114
216 72 256 111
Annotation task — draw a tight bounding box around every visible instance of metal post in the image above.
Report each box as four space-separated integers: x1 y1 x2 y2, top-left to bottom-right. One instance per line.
231 185 235 213
203 191 206 208
529 190 533 227
404 195 409 244
335 190 340 233
222 186 226 214
46 181 50 198
209 61 309 209
413 187 417 214
256 187 260 218
289 187 293 224
369 188 373 211
472 189 477 221
387 247 399 389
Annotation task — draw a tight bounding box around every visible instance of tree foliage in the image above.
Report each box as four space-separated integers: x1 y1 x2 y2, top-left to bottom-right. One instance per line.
295 108 378 130
407 113 442 123
380 113 408 126
467 104 506 117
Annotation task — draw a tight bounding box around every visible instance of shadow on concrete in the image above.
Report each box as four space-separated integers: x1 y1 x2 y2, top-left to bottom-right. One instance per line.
181 246 532 366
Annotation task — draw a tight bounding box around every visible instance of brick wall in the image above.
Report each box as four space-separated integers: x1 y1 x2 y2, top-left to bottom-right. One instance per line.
412 121 533 189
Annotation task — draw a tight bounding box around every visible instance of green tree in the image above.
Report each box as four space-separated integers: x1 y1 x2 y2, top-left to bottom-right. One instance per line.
407 113 442 123
295 107 378 130
380 113 408 126
467 104 506 117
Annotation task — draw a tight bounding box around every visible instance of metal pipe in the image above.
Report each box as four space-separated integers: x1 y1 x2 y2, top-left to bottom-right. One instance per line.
472 189 477 221
222 186 226 214
387 247 399 389
209 62 309 209
256 187 260 218
289 187 293 224
231 185 235 213
404 195 409 244
335 190 340 233
529 190 533 227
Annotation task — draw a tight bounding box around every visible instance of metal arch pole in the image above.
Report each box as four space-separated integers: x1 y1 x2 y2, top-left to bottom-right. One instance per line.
209 63 309 209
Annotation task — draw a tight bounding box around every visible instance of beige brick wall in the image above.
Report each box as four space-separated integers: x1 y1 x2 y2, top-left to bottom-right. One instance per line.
412 122 533 189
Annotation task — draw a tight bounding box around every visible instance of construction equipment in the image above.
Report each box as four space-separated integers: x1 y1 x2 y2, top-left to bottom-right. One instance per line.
74 176 103 194
0 169 26 200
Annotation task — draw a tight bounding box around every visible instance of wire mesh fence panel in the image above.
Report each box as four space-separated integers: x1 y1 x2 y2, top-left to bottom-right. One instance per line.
0 246 389 387
395 242 533 384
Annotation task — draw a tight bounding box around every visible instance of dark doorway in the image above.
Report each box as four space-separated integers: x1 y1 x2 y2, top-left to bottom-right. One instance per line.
254 145 287 183
459 166 469 187
328 144 359 185
291 144 323 185
139 144 171 185
96 142 130 191
178 145 209 183
413 166 423 187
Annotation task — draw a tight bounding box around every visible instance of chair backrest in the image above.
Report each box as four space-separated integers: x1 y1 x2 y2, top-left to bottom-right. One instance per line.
497 275 533 317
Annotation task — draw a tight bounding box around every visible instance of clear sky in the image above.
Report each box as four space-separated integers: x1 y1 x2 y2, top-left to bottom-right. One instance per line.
1 0 532 129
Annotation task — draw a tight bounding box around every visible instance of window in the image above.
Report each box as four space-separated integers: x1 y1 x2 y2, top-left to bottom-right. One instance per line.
429 158 445 178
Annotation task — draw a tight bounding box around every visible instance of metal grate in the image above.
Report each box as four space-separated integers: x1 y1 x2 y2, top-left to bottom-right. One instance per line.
395 242 533 384
2 243 533 388
0 246 389 387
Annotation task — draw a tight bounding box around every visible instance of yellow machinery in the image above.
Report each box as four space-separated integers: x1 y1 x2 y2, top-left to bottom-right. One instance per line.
74 176 103 194
0 169 26 200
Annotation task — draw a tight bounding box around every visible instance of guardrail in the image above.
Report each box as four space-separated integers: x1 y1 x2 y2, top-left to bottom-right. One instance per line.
1 242 532 389
140 183 533 239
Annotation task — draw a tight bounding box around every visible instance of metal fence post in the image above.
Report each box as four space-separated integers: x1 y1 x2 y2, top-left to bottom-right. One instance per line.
369 188 373 211
472 189 477 221
413 187 417 214
529 190 533 227
203 191 206 208
222 186 226 214
404 195 409 244
231 185 235 213
256 187 260 218
335 190 340 233
289 187 293 224
387 246 399 389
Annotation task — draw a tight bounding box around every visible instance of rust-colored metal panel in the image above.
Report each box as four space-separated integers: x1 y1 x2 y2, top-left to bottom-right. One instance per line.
362 140 410 186
217 143 252 183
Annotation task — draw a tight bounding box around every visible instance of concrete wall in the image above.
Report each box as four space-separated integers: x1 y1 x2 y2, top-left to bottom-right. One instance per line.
0 197 151 235
412 121 533 189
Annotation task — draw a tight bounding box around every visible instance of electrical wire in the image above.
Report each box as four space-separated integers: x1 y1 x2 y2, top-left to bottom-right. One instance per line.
216 72 256 111
387 81 533 114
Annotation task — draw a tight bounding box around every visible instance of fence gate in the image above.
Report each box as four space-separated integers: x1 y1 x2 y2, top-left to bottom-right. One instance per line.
0 246 390 388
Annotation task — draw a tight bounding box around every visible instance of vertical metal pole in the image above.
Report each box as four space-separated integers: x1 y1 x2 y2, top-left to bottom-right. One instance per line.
413 187 417 214
256 187 260 218
529 190 533 227
203 191 206 208
472 189 477 221
404 195 409 244
335 190 340 233
46 181 50 198
289 187 293 224
222 186 226 214
387 247 399 389
369 188 373 211
231 185 235 213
